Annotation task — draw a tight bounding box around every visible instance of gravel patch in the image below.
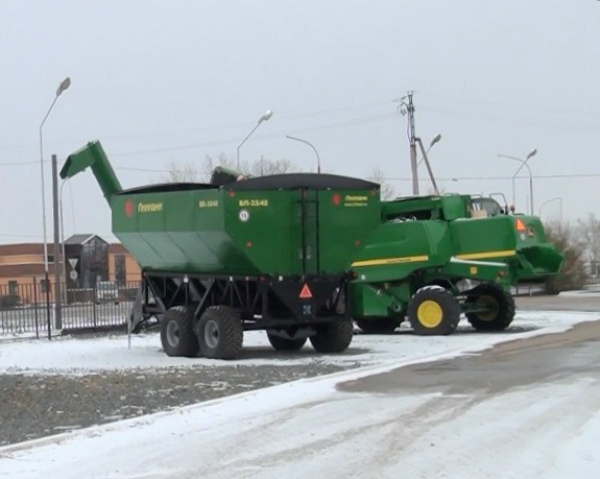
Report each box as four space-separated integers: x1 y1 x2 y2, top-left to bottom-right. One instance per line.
0 363 354 446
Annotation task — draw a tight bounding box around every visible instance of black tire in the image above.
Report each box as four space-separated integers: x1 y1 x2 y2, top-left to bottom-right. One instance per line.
354 316 402 334
197 306 243 359
310 319 354 353
160 306 199 357
465 284 516 331
267 333 307 351
407 286 460 336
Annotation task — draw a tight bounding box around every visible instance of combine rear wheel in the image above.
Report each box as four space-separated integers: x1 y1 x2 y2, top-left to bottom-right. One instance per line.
198 306 243 359
354 316 402 334
267 332 307 351
408 287 460 336
466 284 515 331
310 319 354 353
160 306 199 357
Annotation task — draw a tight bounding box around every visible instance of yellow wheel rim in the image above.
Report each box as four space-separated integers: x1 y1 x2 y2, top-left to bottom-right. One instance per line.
417 300 443 328
475 295 499 321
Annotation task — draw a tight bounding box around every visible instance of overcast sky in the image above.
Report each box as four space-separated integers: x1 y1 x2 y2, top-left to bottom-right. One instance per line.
1 0 598 244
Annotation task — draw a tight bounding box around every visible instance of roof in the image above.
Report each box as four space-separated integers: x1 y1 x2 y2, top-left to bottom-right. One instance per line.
64 234 108 246
0 263 56 278
0 243 60 256
108 243 132 254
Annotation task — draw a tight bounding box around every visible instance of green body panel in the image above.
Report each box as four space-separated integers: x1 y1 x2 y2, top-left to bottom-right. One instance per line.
111 187 381 276
63 142 381 276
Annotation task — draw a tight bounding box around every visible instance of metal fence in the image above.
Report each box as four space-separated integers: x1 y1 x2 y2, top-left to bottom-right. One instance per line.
0 281 140 337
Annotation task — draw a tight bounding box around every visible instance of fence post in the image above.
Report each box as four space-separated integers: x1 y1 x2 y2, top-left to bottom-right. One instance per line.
33 277 40 339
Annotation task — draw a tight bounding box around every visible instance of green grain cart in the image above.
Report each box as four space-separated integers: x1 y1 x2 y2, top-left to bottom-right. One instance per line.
61 141 382 359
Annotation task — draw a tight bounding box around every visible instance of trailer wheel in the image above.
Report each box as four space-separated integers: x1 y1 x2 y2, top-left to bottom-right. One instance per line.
466 284 516 331
198 306 243 359
160 306 199 357
408 287 460 336
267 333 307 352
354 317 402 334
310 319 354 353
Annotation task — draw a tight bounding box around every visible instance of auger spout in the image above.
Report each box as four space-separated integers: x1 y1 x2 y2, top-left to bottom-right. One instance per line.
60 140 122 206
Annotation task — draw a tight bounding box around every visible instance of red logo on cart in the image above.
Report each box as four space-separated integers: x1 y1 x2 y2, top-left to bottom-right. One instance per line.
125 200 134 218
299 284 312 299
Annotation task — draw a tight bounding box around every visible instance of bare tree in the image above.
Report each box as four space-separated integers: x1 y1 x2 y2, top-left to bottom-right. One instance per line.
158 160 202 183
576 213 600 267
544 220 589 293
159 154 299 183
368 167 396 200
248 157 298 176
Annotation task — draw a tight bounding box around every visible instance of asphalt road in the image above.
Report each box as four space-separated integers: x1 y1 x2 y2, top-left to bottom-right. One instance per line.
340 294 600 398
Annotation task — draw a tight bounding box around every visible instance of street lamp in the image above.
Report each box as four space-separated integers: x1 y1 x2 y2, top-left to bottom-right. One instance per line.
417 133 442 166
285 135 321 173
497 148 537 214
237 109 273 170
427 133 442 154
539 197 563 222
415 133 442 195
39 77 71 336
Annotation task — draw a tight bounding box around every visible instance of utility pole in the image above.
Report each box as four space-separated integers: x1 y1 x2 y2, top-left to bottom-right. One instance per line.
400 91 419 195
52 155 62 330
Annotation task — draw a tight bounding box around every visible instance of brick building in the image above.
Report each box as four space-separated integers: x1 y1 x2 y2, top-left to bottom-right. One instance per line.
0 235 141 305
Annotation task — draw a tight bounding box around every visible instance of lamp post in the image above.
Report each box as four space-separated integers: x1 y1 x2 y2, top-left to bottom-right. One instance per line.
417 133 442 167
237 109 273 170
285 135 321 173
539 197 563 222
39 77 71 336
497 148 537 214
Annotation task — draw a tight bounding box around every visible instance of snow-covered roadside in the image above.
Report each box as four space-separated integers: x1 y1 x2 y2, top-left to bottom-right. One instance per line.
0 310 598 479
0 311 596 375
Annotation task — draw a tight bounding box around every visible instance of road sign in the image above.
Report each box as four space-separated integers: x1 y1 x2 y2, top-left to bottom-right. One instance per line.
70 270 78 281
68 258 79 270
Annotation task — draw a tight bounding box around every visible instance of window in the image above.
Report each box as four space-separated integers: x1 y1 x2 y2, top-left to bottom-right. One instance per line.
41 279 50 294
8 281 18 296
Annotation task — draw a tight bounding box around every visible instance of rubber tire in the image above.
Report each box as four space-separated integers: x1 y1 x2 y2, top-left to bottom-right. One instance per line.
160 306 199 357
466 284 516 331
407 287 460 336
267 333 307 351
310 319 354 353
197 306 243 359
354 316 402 334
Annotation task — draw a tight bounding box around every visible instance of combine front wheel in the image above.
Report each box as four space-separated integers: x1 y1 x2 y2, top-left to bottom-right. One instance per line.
198 306 243 359
160 306 199 357
310 319 354 353
408 287 460 336
466 284 516 331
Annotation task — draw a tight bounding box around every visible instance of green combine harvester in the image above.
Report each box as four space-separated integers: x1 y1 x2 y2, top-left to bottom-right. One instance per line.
61 141 562 359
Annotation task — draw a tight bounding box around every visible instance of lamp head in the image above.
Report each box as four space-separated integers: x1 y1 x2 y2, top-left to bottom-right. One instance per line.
526 148 537 160
260 109 273 122
429 133 442 148
56 77 71 96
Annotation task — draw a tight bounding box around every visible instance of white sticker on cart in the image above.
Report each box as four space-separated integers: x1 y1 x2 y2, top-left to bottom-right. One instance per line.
239 209 250 222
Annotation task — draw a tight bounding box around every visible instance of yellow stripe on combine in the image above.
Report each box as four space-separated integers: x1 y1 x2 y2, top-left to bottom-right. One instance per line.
351 255 429 268
455 249 517 261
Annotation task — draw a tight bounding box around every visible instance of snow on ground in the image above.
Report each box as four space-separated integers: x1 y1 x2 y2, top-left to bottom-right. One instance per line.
0 310 599 478
0 311 595 375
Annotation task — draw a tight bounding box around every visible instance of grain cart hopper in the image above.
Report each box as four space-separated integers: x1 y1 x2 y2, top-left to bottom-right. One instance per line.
60 141 382 359
351 194 563 335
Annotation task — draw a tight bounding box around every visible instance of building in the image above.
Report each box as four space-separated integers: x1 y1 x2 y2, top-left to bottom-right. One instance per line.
0 235 141 305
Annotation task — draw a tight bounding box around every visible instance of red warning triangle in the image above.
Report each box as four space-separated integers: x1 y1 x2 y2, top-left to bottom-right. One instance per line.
299 284 312 299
